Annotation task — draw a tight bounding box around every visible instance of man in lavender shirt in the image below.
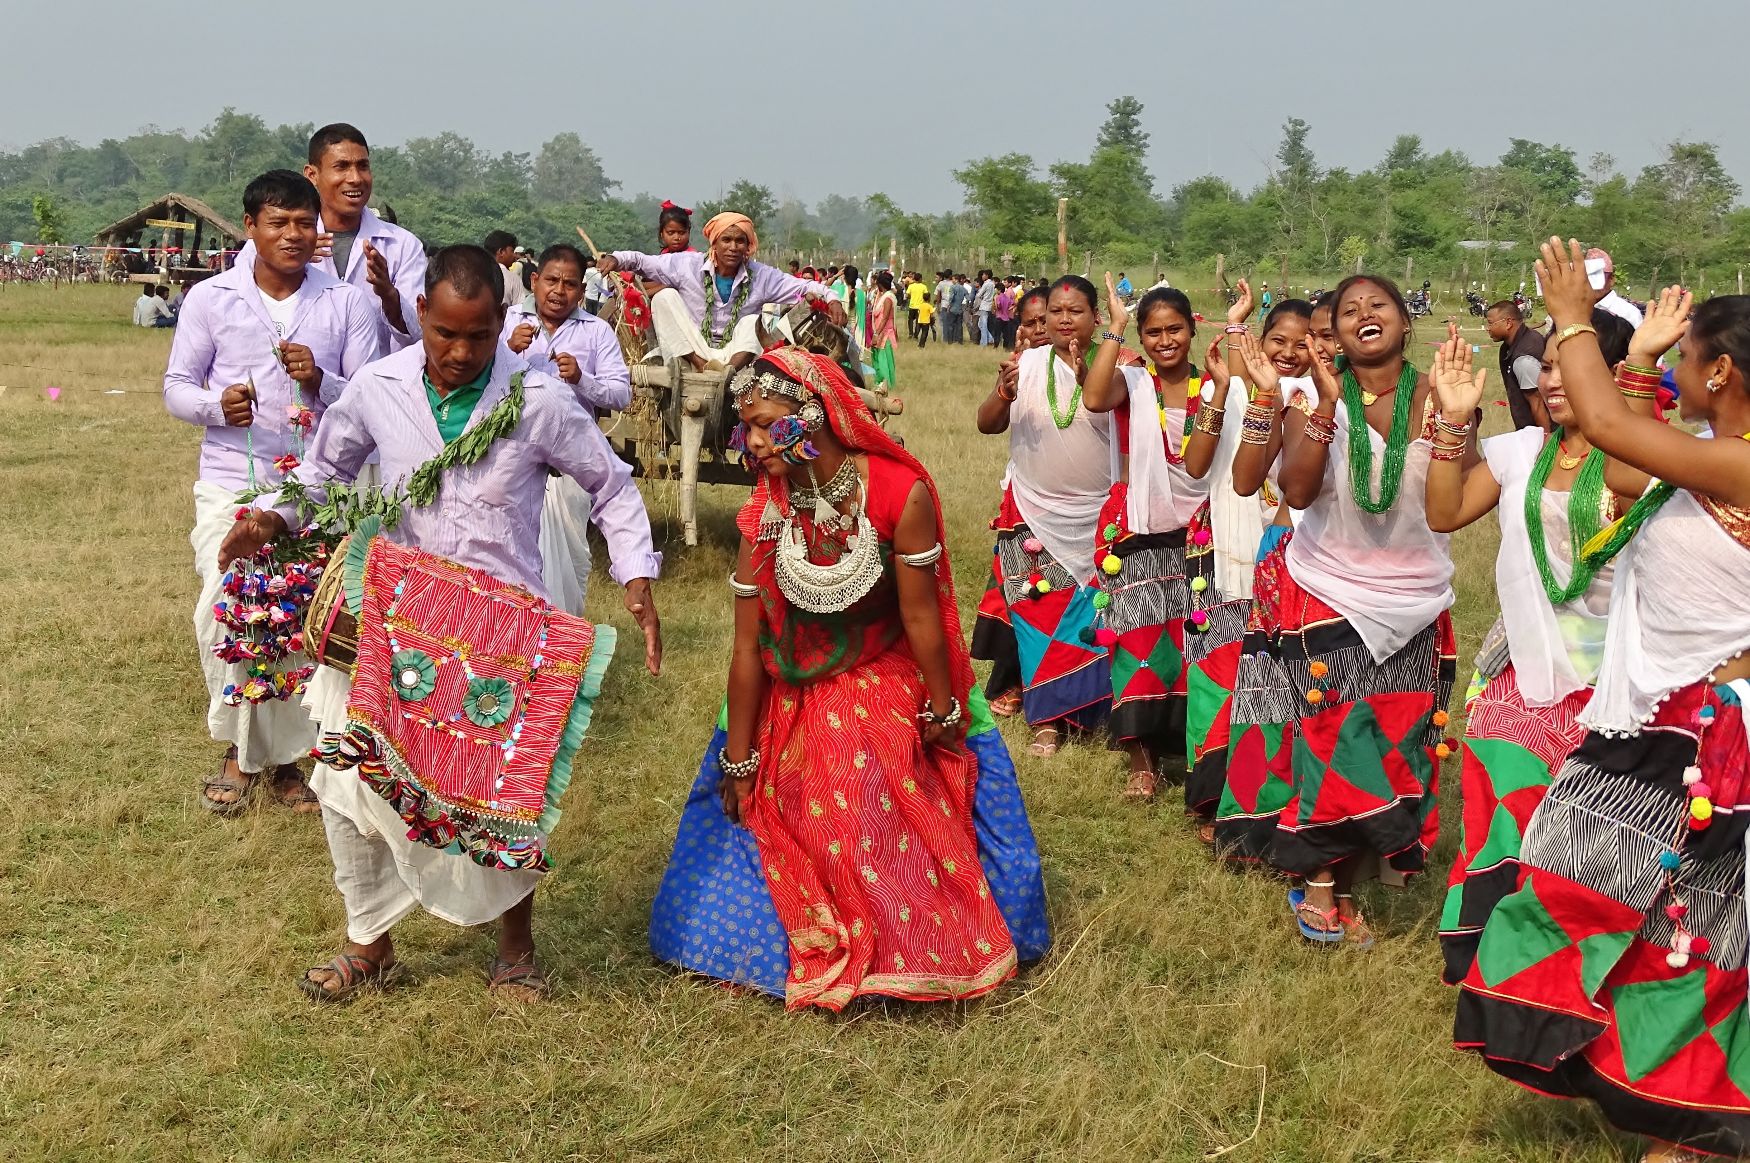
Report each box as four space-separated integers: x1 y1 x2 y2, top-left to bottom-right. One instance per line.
163 170 382 816
221 245 663 1002
597 211 844 373
503 242 633 615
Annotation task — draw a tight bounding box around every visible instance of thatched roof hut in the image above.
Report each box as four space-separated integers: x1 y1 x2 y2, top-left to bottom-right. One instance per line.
94 193 242 251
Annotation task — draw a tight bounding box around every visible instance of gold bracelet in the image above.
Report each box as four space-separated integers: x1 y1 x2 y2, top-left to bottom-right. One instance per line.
1194 407 1225 437
1622 362 1661 378
1552 322 1598 349
1619 386 1658 401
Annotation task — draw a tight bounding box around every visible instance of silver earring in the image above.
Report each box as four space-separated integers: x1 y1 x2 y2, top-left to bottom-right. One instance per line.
1709 377 1723 394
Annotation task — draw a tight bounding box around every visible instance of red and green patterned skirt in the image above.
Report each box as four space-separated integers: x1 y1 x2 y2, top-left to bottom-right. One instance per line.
1439 664 1590 984
1093 488 1196 757
1214 526 1300 863
1181 505 1248 820
1455 682 1750 1157
971 488 1110 731
1262 565 1456 878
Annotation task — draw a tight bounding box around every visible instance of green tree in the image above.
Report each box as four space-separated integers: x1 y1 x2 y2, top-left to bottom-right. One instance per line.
952 153 1054 245
532 133 614 204
1096 95 1149 155
1051 146 1165 248
31 194 65 243
700 180 777 228
1379 134 1427 178
1499 138 1582 205
404 133 483 192
1276 117 1317 189
198 108 276 185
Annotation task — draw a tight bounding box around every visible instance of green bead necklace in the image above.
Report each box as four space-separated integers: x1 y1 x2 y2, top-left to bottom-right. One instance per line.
700 269 754 348
1342 361 1419 514
1524 427 1608 604
1045 347 1083 429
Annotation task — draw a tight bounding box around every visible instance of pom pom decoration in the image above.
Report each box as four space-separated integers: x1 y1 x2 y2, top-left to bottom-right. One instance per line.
1189 610 1209 628
1683 765 1704 786
1028 572 1044 588
1190 576 1208 593
1435 742 1453 760
1192 528 1212 547
1308 661 1329 679
1035 579 1053 595
1667 951 1691 969
1674 933 1693 954
1432 711 1449 728
1078 626 1097 645
1103 523 1121 542
1093 591 1111 610
1659 851 1683 871
1101 554 1123 576
1022 537 1044 555
1692 936 1713 956
1305 689 1324 705
1690 781 1713 800
1691 798 1714 822
1094 627 1119 647
1700 706 1717 724
1666 902 1689 921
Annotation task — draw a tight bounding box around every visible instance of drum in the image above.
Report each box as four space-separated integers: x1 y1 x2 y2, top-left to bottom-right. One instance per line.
785 300 850 364
305 535 358 672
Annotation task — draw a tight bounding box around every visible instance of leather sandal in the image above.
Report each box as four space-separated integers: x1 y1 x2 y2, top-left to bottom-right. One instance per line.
1123 768 1157 802
1027 725 1061 758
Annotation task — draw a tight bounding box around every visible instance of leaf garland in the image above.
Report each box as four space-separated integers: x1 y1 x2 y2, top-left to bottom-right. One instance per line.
405 372 526 508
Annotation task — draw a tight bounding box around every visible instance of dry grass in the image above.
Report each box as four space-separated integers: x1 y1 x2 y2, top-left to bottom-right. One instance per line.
0 285 1630 1161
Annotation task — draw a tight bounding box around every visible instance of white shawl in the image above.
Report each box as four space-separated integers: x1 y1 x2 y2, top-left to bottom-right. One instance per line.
1006 345 1114 584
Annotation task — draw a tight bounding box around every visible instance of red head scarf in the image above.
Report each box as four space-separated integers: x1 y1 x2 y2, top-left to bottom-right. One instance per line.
735 346 973 705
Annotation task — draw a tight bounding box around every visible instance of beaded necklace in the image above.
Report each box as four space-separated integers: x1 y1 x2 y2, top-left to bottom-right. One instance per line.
1341 360 1419 514
1582 432 1750 568
1150 365 1201 466
700 268 754 348
1044 347 1083 429
1524 427 1608 604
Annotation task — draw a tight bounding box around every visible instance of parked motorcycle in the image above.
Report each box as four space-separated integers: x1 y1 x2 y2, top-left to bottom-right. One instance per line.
1465 290 1487 317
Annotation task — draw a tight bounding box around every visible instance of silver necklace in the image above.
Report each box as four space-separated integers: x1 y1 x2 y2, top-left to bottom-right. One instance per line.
790 457 859 530
772 465 884 613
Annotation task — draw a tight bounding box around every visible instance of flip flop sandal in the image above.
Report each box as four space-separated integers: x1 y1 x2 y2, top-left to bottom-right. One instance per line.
270 765 321 815
1122 769 1157 802
1027 727 1061 758
487 955 551 1001
1196 822 1216 846
1336 895 1376 950
1294 879 1345 945
299 951 399 1004
989 689 1024 718
201 745 254 816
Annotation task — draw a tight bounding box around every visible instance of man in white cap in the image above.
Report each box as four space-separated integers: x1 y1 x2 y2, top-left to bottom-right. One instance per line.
1585 248 1644 328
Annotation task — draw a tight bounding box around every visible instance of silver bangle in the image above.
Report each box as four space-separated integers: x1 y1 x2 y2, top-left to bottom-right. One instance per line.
727 573 759 598
719 746 760 780
895 543 943 567
917 697 963 728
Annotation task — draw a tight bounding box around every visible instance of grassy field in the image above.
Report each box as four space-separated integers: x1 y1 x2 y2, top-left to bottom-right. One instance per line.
0 284 1631 1162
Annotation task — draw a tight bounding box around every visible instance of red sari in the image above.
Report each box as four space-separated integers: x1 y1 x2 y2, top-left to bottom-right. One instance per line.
739 349 1017 1011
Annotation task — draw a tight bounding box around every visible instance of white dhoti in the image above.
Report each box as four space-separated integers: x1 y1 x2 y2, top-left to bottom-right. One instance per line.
538 474 593 616
189 480 316 772
649 287 762 364
303 666 540 943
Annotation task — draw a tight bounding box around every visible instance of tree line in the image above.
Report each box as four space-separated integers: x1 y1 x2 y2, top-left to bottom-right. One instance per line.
4 101 1746 292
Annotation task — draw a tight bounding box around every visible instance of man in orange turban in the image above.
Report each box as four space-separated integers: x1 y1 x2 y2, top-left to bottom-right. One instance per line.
599 210 844 372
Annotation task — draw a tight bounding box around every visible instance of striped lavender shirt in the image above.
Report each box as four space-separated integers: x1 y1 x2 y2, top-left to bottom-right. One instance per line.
501 298 631 411
263 343 661 596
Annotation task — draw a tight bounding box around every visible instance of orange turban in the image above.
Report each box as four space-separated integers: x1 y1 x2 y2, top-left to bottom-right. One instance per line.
703 212 758 256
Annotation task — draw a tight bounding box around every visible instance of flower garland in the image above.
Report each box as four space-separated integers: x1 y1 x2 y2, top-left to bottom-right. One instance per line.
1341 360 1419 514
405 372 526 507
699 268 754 348
1524 428 1608 604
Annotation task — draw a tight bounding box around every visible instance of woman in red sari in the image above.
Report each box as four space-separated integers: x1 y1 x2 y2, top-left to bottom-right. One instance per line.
650 347 1048 1010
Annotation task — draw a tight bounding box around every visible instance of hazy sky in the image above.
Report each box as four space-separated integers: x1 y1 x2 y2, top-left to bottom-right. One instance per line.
4 1 1743 212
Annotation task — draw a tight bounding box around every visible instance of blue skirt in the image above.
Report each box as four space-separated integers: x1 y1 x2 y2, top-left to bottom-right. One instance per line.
648 723 1052 998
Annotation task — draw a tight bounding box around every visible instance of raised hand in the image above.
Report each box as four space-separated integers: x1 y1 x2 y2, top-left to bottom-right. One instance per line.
1535 236 1605 328
1431 330 1487 420
507 321 537 353
1629 284 1693 366
1067 334 1085 383
1227 277 1254 326
1103 271 1131 336
1236 332 1281 399
314 232 335 263
1307 342 1343 409
278 342 323 394
1202 335 1231 396
595 254 619 275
